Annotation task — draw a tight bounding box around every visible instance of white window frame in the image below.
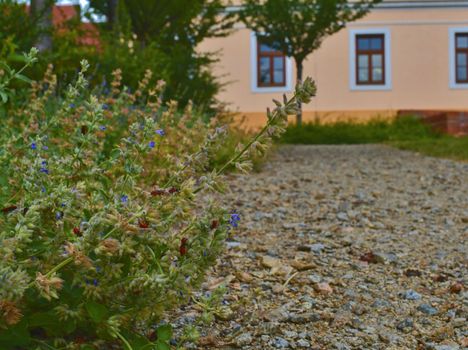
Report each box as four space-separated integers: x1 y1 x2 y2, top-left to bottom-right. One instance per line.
449 27 468 89
349 28 392 91
250 32 293 93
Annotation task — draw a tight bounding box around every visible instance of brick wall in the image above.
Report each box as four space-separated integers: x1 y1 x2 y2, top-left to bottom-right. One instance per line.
397 110 468 136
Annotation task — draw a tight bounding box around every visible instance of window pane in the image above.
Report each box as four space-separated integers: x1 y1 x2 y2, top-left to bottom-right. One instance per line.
372 67 383 82
372 54 382 68
358 68 369 82
357 38 370 50
457 67 467 81
273 57 284 84
370 38 383 50
259 43 277 53
358 55 369 69
259 57 271 84
456 35 468 48
457 52 467 67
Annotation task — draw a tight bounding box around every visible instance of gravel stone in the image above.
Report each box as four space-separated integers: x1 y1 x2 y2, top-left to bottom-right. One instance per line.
296 339 310 348
168 145 468 349
272 337 290 348
417 304 438 315
236 332 253 346
401 290 422 300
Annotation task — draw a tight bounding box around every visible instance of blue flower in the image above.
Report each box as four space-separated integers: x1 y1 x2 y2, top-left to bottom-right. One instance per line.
42 146 49 151
229 213 241 228
41 186 47 193
55 212 63 220
156 129 165 136
120 195 128 204
86 279 99 287
102 104 109 110
69 103 75 109
31 143 37 150
39 167 49 174
99 125 106 131
149 141 156 148
41 160 47 166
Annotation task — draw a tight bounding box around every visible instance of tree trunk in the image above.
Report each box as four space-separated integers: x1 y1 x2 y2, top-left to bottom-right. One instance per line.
31 0 53 52
107 0 119 30
296 59 303 126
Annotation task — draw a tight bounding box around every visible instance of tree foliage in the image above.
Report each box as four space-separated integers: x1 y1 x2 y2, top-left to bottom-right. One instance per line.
240 0 381 64
86 0 235 110
239 0 381 124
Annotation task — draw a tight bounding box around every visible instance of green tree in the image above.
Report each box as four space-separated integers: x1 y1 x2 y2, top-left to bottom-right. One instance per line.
87 0 235 109
240 0 381 125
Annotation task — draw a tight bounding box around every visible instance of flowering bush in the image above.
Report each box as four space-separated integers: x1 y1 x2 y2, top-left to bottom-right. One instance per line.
0 52 316 349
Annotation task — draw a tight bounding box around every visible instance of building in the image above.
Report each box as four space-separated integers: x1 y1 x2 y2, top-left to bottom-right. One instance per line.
200 0 468 134
26 4 99 48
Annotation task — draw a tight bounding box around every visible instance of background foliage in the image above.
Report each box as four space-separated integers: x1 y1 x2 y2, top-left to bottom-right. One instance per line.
0 0 234 111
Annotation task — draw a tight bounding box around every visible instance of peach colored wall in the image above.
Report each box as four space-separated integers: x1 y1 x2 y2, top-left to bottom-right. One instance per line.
199 6 468 125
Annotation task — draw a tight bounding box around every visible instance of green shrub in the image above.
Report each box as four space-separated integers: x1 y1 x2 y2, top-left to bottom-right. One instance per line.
280 116 468 161
280 116 438 144
0 54 316 349
0 0 223 113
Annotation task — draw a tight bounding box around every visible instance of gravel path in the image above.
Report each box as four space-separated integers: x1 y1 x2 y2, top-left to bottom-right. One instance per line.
186 145 468 349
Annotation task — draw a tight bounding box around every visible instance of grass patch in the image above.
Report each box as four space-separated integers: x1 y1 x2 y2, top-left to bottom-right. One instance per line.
392 138 468 161
280 116 468 161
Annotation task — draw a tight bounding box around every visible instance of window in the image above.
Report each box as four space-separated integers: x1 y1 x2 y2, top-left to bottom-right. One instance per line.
257 39 286 87
449 28 468 89
455 33 468 83
356 34 385 85
250 33 292 93
349 28 391 91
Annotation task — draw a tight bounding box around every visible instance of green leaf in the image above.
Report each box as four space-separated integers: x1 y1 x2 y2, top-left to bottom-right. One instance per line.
28 311 76 337
156 324 172 341
15 74 32 84
85 301 109 323
0 91 9 103
121 329 152 350
0 320 31 347
7 53 27 63
80 346 95 350
156 340 170 350
28 312 56 327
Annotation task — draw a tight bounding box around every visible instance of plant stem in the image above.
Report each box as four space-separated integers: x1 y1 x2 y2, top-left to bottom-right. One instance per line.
215 94 297 176
114 330 134 350
192 93 297 195
27 256 74 288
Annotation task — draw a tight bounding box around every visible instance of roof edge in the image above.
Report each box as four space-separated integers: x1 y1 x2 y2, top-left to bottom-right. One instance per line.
224 1 468 13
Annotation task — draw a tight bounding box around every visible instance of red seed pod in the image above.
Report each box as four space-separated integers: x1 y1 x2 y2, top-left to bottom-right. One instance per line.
138 219 149 229
148 330 157 342
179 238 188 256
1 205 17 214
75 336 86 344
73 227 81 236
151 189 166 196
168 187 179 194
210 220 219 230
81 125 89 135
